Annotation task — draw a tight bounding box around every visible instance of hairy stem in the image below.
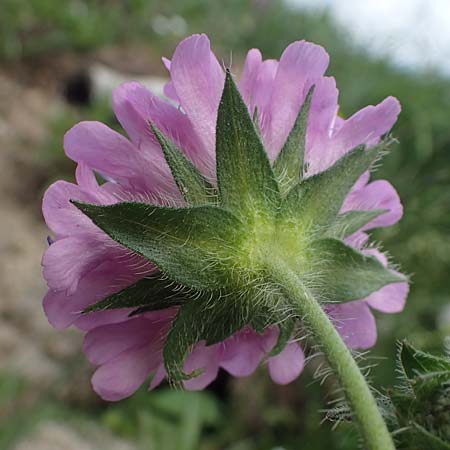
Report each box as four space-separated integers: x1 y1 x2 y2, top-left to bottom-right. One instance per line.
269 259 395 450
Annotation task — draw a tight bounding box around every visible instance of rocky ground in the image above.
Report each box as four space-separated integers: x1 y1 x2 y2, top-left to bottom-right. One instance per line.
0 70 77 383
0 51 147 448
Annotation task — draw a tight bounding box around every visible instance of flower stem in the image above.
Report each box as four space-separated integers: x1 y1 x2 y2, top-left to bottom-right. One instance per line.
269 260 396 450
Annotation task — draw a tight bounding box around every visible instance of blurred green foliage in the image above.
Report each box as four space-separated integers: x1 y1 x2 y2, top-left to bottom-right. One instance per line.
102 389 222 450
1 0 153 59
2 0 450 449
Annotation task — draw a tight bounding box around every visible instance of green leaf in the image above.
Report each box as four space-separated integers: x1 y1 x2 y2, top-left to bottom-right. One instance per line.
249 300 292 335
400 341 450 380
163 289 288 383
82 276 188 313
412 423 450 450
73 201 243 290
399 340 450 395
163 295 251 382
281 139 392 229
273 85 314 193
327 209 387 238
306 238 405 303
269 318 296 357
150 122 214 205
390 341 450 448
252 107 261 136
216 70 280 217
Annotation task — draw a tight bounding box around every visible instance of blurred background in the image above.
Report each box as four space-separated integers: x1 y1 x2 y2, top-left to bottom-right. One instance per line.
0 0 449 449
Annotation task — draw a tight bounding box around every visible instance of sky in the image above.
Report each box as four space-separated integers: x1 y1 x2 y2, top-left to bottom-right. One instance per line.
286 0 450 76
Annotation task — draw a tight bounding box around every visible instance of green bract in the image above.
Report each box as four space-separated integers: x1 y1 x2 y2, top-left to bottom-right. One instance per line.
273 85 314 192
74 70 405 383
150 123 214 206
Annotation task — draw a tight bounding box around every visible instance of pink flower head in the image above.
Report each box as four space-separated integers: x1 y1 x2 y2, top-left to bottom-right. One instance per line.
42 34 408 401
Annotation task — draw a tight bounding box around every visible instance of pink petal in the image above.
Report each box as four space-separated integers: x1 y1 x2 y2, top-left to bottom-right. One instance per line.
345 231 369 249
329 96 401 166
92 344 160 401
112 81 161 146
219 327 277 377
183 342 220 390
268 342 305 385
161 57 181 104
343 179 403 229
42 235 109 294
238 48 263 110
113 81 212 177
83 315 171 365
362 249 408 313
365 279 409 313
170 34 225 155
162 57 171 71
43 164 118 238
42 181 95 237
364 248 388 265
265 41 329 158
252 59 278 140
75 162 123 205
163 81 179 104
74 309 134 331
43 289 77 330
43 259 151 329
64 121 159 194
326 301 377 349
308 77 339 138
305 77 340 175
149 364 167 390
75 162 99 192
353 171 371 191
